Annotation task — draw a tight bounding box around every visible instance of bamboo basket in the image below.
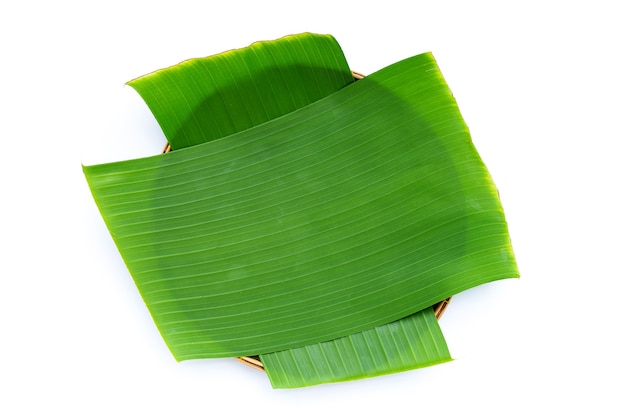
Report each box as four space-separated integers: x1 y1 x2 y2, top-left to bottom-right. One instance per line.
161 71 452 371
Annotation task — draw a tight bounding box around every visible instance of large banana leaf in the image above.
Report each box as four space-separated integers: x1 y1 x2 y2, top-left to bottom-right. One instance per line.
83 51 518 361
260 306 451 389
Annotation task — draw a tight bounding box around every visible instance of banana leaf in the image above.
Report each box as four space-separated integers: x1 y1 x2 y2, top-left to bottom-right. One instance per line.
260 306 451 388
127 33 354 150
83 51 518 361
126 32 454 386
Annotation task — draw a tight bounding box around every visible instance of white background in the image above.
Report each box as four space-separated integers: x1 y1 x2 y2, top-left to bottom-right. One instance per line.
2 1 625 415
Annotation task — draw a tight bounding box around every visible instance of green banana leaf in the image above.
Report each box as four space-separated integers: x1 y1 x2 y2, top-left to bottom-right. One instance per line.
125 32 454 387
83 51 518 361
260 306 451 388
127 33 354 150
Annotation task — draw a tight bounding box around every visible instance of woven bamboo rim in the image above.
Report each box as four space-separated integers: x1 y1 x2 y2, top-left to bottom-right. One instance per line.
161 70 451 371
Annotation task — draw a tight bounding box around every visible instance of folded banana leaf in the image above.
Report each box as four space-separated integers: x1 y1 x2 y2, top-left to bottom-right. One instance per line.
83 51 519 364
